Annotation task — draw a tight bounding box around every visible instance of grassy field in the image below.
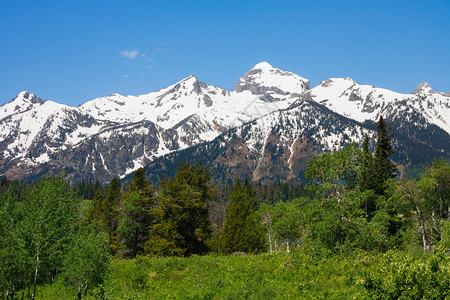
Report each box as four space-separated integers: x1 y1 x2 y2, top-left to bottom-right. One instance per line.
36 249 449 299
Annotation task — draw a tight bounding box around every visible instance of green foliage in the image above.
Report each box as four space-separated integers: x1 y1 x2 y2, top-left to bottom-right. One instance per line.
33 250 449 299
372 115 397 196
85 190 104 227
441 220 450 250
219 179 267 254
62 226 110 298
16 175 79 299
418 158 450 239
146 163 213 256
22 176 78 278
117 168 156 258
305 142 361 197
0 128 448 299
364 249 449 299
0 189 30 297
359 135 373 192
259 198 308 254
102 178 122 252
393 159 450 251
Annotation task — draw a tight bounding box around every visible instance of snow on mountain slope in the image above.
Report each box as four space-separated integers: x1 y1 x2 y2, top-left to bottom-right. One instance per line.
305 78 450 134
0 91 44 121
79 71 301 130
234 62 311 101
1 62 448 182
1 62 309 180
142 99 375 183
0 100 109 165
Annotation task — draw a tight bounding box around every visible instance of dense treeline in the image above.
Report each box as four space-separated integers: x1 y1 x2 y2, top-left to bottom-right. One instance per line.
0 116 449 299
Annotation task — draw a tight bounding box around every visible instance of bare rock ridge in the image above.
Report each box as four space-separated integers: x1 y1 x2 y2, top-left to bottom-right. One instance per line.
0 63 449 183
412 82 436 94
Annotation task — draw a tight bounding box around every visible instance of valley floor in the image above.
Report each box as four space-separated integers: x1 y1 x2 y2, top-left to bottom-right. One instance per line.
37 249 449 299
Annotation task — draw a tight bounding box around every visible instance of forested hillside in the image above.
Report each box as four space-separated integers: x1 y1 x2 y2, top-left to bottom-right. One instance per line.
0 117 449 299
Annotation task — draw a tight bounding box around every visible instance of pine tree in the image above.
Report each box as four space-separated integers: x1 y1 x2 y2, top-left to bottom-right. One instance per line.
372 116 397 196
219 179 266 254
359 135 377 217
86 190 103 227
146 163 212 256
118 168 155 258
359 135 373 191
102 178 121 252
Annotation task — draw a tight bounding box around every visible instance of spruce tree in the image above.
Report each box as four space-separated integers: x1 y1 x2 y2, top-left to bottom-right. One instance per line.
219 179 266 254
359 135 377 217
359 135 373 191
118 168 155 257
146 163 212 256
102 178 121 252
372 116 397 196
86 190 103 227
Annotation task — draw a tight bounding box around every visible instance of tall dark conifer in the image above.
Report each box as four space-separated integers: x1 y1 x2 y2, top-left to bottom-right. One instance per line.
102 178 121 251
359 135 373 191
219 179 266 254
359 135 378 217
118 168 155 258
146 163 212 256
86 190 103 227
372 116 397 196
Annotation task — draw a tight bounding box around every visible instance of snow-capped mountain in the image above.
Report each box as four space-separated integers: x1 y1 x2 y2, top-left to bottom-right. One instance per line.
234 62 311 102
138 96 448 184
0 63 311 181
0 62 448 183
141 99 374 183
302 78 450 135
0 92 44 120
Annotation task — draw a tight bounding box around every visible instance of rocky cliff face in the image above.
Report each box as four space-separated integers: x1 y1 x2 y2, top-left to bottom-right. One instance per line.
0 63 448 183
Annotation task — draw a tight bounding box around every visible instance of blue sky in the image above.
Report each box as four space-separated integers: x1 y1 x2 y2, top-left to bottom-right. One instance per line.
1 0 449 106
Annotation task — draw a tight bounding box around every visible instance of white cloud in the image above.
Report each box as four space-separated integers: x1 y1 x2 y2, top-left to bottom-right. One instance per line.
146 65 153 69
141 54 153 62
122 74 129 78
119 50 138 59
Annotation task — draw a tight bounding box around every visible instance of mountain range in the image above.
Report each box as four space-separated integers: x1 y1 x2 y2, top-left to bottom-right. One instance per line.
1 62 448 183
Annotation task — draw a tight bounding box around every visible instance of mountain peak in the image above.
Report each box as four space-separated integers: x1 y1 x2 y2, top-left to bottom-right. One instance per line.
14 91 44 104
234 63 310 98
251 61 274 70
412 82 436 94
0 91 44 121
180 75 197 82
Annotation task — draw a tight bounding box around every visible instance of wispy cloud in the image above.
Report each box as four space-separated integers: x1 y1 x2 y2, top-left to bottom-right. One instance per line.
119 49 155 70
141 54 153 62
122 74 129 78
154 47 164 52
119 50 138 59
